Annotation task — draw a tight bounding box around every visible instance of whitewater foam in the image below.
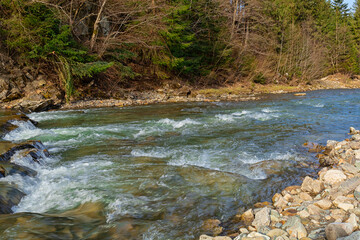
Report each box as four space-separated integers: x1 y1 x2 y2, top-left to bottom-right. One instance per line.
4 120 48 141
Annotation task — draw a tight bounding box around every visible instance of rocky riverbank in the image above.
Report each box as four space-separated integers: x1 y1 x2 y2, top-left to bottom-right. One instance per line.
200 128 360 240
1 66 360 112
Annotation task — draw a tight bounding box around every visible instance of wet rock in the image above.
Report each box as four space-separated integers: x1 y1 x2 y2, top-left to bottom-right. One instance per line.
252 207 271 229
283 216 307 239
325 223 354 240
0 162 37 178
241 209 254 225
0 140 46 162
202 219 223 236
338 231 360 240
0 182 25 214
323 169 347 185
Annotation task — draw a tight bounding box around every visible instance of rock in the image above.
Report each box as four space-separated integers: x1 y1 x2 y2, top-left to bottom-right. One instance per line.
252 207 271 229
338 203 355 212
349 142 360 150
334 196 353 207
3 87 22 102
338 231 360 240
299 192 313 201
352 135 360 141
247 232 270 240
355 185 360 201
341 163 359 174
298 210 310 219
283 216 307 239
240 228 250 234
267 229 288 238
19 99 55 112
307 204 324 215
308 228 326 239
283 186 301 195
294 93 306 96
314 199 332 210
257 226 271 235
0 182 25 214
325 223 354 240
242 209 255 224
345 214 359 231
0 162 37 178
323 169 347 185
350 127 359 135
213 237 232 240
301 176 323 194
199 236 232 240
201 219 223 236
0 76 10 92
274 195 288 210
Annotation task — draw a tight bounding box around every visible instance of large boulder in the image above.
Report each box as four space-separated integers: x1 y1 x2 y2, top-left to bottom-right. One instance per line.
0 182 25 214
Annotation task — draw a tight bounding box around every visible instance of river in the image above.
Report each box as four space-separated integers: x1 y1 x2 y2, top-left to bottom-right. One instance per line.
1 89 360 239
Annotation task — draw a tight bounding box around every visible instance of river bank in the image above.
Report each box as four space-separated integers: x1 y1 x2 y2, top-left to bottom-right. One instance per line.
1 73 360 112
200 128 360 240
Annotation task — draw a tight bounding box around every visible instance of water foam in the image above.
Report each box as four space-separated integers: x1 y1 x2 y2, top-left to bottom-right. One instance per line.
158 118 201 128
12 156 113 213
4 120 48 141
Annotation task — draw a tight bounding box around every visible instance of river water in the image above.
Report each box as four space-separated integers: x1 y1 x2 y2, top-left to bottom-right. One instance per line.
1 89 360 239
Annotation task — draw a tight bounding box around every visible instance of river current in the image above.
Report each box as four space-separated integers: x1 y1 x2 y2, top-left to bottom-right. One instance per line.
1 89 360 239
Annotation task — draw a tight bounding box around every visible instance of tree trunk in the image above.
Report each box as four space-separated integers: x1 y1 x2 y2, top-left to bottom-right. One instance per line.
90 0 107 51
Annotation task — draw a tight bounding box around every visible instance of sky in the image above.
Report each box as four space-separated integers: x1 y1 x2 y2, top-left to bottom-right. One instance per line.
345 0 355 8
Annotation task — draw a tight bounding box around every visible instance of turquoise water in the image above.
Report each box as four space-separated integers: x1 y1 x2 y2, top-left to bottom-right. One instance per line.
1 89 360 239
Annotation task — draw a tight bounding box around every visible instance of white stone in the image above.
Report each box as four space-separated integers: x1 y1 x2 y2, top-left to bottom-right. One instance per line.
323 170 347 185
252 207 271 229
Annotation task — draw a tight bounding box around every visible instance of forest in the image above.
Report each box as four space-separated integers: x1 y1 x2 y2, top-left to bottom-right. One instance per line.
1 0 360 100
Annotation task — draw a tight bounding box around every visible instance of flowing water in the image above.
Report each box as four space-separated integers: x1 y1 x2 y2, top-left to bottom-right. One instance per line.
1 89 360 239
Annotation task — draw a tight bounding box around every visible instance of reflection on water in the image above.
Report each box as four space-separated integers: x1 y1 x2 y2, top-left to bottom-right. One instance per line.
1 89 360 239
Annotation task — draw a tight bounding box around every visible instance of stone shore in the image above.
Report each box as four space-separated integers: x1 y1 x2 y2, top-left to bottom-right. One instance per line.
200 128 360 240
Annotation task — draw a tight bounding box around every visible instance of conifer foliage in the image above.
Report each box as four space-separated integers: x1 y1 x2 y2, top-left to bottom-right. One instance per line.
1 0 360 93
